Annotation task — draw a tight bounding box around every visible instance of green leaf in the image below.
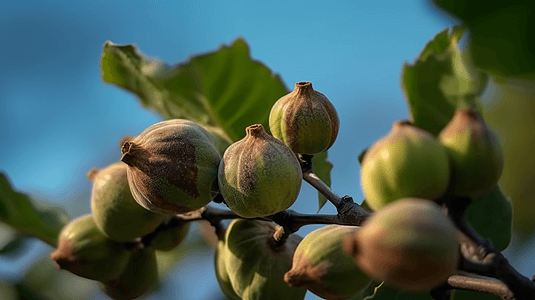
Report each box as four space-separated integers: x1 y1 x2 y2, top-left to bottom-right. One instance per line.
402 26 488 135
101 38 288 142
312 152 333 211
432 0 535 79
465 186 512 251
0 172 69 247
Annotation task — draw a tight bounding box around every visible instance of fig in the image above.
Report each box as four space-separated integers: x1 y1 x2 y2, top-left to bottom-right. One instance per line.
218 124 302 218
439 109 504 198
344 198 460 292
149 217 190 251
50 214 131 282
360 121 450 210
220 219 306 300
269 81 340 154
284 225 372 300
121 119 221 215
214 238 241 300
100 247 159 300
89 162 165 242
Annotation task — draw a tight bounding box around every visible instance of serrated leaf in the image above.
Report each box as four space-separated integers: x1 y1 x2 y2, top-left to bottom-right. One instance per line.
402 26 488 135
312 152 334 211
465 186 512 251
101 38 288 142
432 0 535 79
0 172 69 247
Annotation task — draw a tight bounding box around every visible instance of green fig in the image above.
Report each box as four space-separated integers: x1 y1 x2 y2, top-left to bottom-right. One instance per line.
50 214 131 282
344 198 459 292
149 218 190 252
214 238 241 300
89 162 165 242
218 124 302 218
121 119 221 215
269 81 340 154
100 248 159 300
284 225 372 300
221 219 306 300
439 109 504 198
360 121 450 210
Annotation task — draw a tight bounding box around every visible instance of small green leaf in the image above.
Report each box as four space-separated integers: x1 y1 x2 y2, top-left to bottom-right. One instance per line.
402 26 488 135
432 0 535 79
101 38 288 142
465 186 512 251
0 172 69 247
312 152 334 211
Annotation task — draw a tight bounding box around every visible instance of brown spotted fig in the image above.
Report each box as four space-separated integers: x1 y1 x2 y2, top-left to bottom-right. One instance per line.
50 214 131 282
439 109 504 198
100 247 159 300
284 225 372 300
121 119 221 215
361 121 450 210
219 219 306 300
89 162 165 242
218 124 302 218
344 198 460 292
269 81 340 154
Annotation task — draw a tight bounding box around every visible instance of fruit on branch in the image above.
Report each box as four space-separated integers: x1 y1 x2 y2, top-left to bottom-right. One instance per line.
439 109 504 198
269 81 340 155
100 247 159 300
360 121 450 210
214 238 242 300
121 119 221 215
149 217 190 251
50 214 131 282
217 219 306 300
284 225 372 300
218 124 302 218
344 198 460 292
88 162 165 242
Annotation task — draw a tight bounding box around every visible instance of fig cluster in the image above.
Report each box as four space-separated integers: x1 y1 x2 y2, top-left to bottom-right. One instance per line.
360 109 504 210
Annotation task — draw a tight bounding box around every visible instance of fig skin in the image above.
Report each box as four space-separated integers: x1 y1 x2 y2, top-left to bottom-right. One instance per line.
284 225 372 300
221 219 306 300
121 119 221 215
269 81 340 155
149 217 190 252
344 198 460 292
89 162 166 242
100 247 159 300
361 121 450 210
214 238 241 300
218 124 302 218
439 109 504 198
50 214 131 282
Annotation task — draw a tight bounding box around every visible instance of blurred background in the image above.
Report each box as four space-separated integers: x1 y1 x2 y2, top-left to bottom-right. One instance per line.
1 0 534 299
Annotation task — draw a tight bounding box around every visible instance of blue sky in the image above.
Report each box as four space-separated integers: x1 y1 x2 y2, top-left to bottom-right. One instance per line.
3 1 523 299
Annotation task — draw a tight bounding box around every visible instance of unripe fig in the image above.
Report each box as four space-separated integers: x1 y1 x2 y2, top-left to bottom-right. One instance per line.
149 218 190 251
214 238 241 300
439 109 504 198
360 121 450 210
218 124 302 218
284 225 372 300
50 214 131 282
269 81 340 154
89 162 165 242
121 119 221 215
100 248 159 300
220 219 306 300
344 198 460 292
